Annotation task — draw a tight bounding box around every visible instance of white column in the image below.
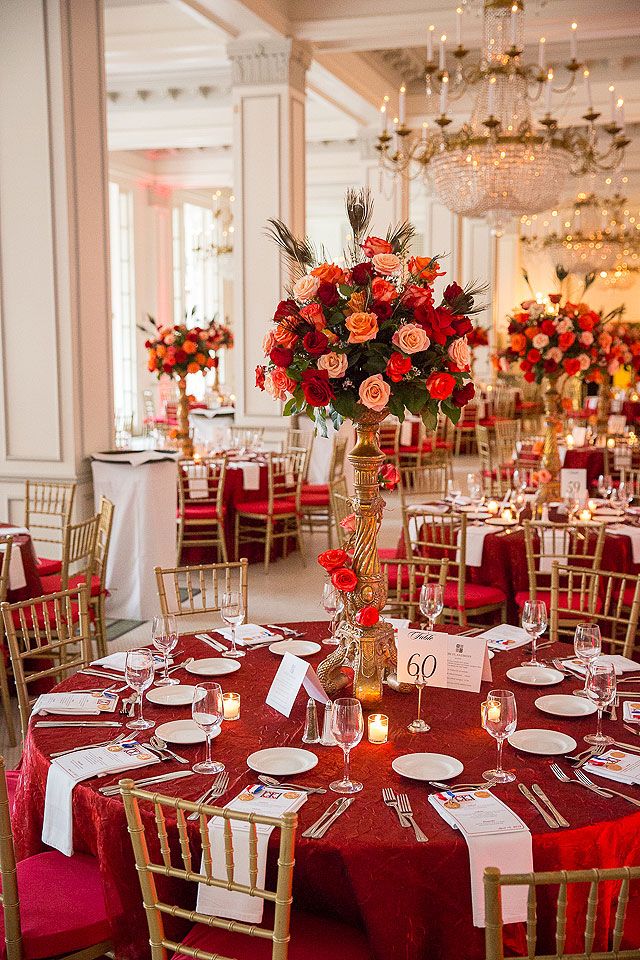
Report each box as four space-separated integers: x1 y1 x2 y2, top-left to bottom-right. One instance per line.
228 37 311 426
0 0 112 520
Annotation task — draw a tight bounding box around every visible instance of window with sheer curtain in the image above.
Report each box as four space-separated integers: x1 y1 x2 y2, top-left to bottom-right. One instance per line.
109 181 138 424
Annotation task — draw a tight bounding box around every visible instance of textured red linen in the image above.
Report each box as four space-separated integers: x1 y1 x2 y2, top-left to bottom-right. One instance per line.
0 524 42 603
14 623 640 960
563 448 606 489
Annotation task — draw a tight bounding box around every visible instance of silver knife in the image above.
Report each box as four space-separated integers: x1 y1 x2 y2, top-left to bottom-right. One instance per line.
99 770 195 796
301 799 342 838
518 783 559 828
195 633 226 652
35 720 122 727
531 783 569 827
313 797 354 838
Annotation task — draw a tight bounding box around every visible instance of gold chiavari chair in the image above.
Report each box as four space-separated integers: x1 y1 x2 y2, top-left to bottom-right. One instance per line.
90 497 114 658
0 754 114 960
378 419 401 467
177 456 228 564
232 426 265 450
56 513 100 592
155 559 249 633
494 420 521 466
398 463 449 514
300 434 348 547
329 476 352 547
476 426 513 498
235 451 306 572
454 401 479 456
0 585 90 742
120 781 372 960
382 556 449 621
484 864 640 960
0 539 16 746
521 520 607 612
421 415 454 480
550 562 640 658
24 479 76 577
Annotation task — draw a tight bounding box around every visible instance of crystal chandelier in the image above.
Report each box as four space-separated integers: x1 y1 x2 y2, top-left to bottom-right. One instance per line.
377 0 630 235
192 191 235 260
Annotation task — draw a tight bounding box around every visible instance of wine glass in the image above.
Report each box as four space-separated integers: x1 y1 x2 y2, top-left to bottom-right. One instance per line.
419 583 444 632
573 622 601 685
467 472 481 503
521 599 547 667
221 590 245 659
152 615 178 686
192 682 225 774
125 649 155 730
584 659 616 746
321 582 340 646
329 698 364 794
447 478 461 501
481 689 517 783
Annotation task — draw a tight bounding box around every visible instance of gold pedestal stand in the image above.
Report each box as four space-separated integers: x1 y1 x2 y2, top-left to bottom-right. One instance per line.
537 377 562 503
176 378 194 459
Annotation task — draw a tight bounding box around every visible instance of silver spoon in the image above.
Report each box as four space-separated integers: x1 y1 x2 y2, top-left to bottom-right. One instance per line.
149 735 188 764
258 774 326 794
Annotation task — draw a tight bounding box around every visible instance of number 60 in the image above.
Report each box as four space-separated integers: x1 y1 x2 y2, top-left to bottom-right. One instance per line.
407 653 437 683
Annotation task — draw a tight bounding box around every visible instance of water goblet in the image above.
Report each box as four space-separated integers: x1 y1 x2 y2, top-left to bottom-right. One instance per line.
573 622 601 686
221 590 245 659
329 698 364 794
152 615 179 686
125 649 155 730
481 689 517 783
584 659 616 746
321 582 340 646
467 472 481 503
192 682 225 774
521 599 547 667
447 478 461 501
419 583 444 632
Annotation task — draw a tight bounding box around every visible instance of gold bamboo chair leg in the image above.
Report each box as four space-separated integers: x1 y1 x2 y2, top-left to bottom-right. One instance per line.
176 518 185 566
295 516 306 566
264 518 273 573
92 594 108 658
218 520 229 564
0 658 16 747
234 514 240 562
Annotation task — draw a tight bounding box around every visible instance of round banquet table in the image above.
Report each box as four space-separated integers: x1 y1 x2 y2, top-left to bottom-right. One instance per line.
14 623 640 960
563 448 606 489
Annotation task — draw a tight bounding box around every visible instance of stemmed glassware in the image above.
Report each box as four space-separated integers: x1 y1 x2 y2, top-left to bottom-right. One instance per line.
584 659 616 747
419 583 444 632
321 582 340 646
329 698 364 794
125 649 155 730
447 478 462 501
467 472 481 503
521 599 547 667
573 622 601 687
481 689 517 783
221 590 245 659
151 615 178 686
192 682 225 774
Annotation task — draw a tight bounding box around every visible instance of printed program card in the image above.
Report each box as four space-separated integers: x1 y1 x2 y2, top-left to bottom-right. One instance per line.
476 624 532 652
265 652 329 717
584 748 640 785
396 629 492 693
622 700 640 723
32 691 118 716
429 789 529 836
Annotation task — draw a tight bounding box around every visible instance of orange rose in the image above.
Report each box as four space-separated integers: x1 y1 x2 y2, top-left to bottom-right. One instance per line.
156 344 166 358
525 327 538 339
195 353 207 364
183 340 197 355
345 311 378 344
371 277 396 303
510 333 527 353
346 291 366 314
311 262 345 284
273 324 298 348
148 357 157 372
323 328 339 344
271 367 296 398
299 303 325 330
407 256 444 282
187 362 200 374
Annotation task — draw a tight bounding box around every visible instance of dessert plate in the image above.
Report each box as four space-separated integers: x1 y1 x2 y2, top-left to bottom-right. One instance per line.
535 694 597 717
268 640 321 657
506 666 564 686
247 747 318 776
155 719 220 745
392 753 464 781
185 659 241 677
147 685 198 706
508 728 577 755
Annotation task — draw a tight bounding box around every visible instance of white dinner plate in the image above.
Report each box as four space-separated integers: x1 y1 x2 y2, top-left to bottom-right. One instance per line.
594 508 625 519
485 517 518 527
247 747 318 776
535 694 598 717
155 719 220 745
185 658 241 677
465 511 492 521
506 666 565 687
268 640 321 657
147 685 198 706
392 753 464 781
508 728 577 756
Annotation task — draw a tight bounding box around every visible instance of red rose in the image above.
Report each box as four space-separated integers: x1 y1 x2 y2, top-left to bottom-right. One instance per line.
371 277 396 303
544 359 558 374
317 282 339 307
443 281 464 304
175 348 187 363
541 319 556 337
378 463 400 489
350 261 375 285
255 365 266 390
452 381 475 408
386 351 411 382
361 235 392 257
331 567 358 592
564 357 581 376
300 302 326 329
300 368 334 407
578 315 596 331
426 371 456 401
527 349 541 363
317 548 349 571
274 299 298 321
355 605 380 627
270 345 293 367
371 301 392 321
548 294 562 304
452 317 473 337
524 371 535 383
559 332 575 352
302 330 329 357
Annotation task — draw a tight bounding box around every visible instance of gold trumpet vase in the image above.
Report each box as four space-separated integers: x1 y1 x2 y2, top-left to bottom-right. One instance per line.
317 410 396 706
538 375 562 503
176 378 194 459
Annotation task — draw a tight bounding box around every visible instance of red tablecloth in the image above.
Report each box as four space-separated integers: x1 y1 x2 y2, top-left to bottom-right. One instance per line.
0 523 42 602
14 623 640 960
563 448 606 489
623 401 640 424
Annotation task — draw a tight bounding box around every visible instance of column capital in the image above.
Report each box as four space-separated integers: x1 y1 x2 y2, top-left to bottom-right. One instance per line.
227 37 312 93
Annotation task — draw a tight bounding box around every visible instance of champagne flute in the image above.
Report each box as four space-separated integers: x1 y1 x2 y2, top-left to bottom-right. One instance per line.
419 583 444 632
584 659 616 746
521 599 547 667
329 698 364 794
573 622 601 687
481 689 517 783
192 682 225 774
221 590 245 659
152 615 178 686
321 582 340 646
125 649 155 730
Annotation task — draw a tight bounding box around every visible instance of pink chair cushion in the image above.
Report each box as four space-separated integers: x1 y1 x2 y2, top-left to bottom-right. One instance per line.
236 500 298 516
444 582 506 610
34 558 62 577
40 574 102 598
0 851 112 959
178 504 223 520
302 483 329 497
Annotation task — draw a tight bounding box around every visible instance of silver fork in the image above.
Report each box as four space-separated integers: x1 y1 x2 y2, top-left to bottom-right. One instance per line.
50 732 128 758
428 779 498 792
397 794 429 842
574 769 640 808
382 787 409 827
550 762 612 797
187 772 230 819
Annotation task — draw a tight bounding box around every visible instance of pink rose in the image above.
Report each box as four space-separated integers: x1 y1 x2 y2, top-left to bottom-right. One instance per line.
358 374 391 412
556 318 572 334
264 368 295 401
372 253 401 276
317 352 348 378
546 347 563 364
608 359 620 375
578 353 591 371
532 333 549 350
262 329 277 355
392 323 430 354
447 336 470 369
292 274 321 301
580 331 594 346
340 513 356 533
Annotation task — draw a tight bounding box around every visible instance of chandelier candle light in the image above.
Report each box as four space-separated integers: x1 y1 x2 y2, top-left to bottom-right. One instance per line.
257 188 483 704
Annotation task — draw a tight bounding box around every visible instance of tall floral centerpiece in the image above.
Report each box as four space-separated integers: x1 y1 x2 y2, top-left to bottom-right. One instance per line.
257 189 482 703
208 320 234 398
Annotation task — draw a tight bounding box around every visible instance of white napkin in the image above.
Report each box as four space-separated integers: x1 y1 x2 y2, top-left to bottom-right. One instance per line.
399 420 413 446
216 624 274 647
464 525 495 568
540 527 567 574
91 651 165 673
584 749 640 785
186 463 209 499
91 450 180 467
476 624 532 651
0 526 30 537
385 618 411 633
43 742 158 855
0 541 26 590
196 785 307 923
559 654 640 677
607 525 640 563
32 693 101 716
406 502 449 516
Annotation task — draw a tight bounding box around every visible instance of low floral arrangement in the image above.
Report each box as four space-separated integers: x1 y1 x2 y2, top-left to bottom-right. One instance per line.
467 326 489 349
142 311 233 380
317 548 380 628
256 189 482 433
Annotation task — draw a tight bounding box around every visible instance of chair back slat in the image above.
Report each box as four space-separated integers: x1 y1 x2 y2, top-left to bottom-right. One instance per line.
24 480 76 554
612 875 630 952
382 557 449 621
154 802 172 869
584 877 599 955
329 434 349 483
0 538 13 604
156 560 249 629
526 882 536 958
176 808 192 873
224 818 235 883
555 879 567 957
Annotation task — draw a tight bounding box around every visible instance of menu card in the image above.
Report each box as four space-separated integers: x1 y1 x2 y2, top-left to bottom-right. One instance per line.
476 624 532 652
396 629 492 693
216 624 274 646
265 652 329 717
196 784 307 923
91 650 166 672
32 691 118 716
622 700 640 723
584 748 640 784
429 790 532 927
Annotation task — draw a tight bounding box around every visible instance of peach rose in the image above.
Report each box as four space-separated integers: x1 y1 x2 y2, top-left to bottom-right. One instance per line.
293 274 321 301
299 303 326 330
546 347 563 364
345 311 379 344
447 336 470 369
599 333 613 352
392 323 430 354
262 329 277 354
608 359 620 375
273 324 298 348
371 277 396 303
346 291 366 315
578 353 591 371
311 262 345 284
265 368 295 401
580 331 594 346
372 253 401 276
556 318 573 334
532 333 549 350
317 352 348 378
358 374 391 412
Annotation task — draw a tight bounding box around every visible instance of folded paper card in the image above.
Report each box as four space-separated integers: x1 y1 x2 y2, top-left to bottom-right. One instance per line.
265 652 329 717
216 624 274 646
622 701 640 723
583 748 640 785
476 624 532 652
396 629 492 693
32 692 118 716
91 651 166 672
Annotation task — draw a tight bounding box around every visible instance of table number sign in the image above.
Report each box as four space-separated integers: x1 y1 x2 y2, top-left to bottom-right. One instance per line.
265 652 329 717
560 467 587 500
396 629 492 693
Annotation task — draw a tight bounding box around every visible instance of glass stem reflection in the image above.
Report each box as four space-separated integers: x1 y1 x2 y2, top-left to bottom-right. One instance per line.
596 707 603 740
342 747 351 786
163 655 170 683
416 683 424 723
496 737 504 775
205 731 213 766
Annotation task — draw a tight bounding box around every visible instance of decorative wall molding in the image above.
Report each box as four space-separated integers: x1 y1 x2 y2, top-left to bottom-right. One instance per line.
227 38 312 92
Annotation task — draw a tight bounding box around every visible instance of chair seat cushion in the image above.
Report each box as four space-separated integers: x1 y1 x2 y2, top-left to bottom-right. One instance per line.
34 557 62 577
302 483 328 497
11 600 80 630
0 851 112 959
40 574 102 598
171 908 372 960
515 589 603 614
236 499 298 516
178 504 222 520
301 491 330 507
444 582 506 610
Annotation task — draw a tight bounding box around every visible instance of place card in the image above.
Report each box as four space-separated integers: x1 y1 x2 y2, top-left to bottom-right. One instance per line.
476 624 532 652
395 629 492 694
560 467 587 500
584 748 640 785
32 691 118 716
265 652 330 717
622 700 640 723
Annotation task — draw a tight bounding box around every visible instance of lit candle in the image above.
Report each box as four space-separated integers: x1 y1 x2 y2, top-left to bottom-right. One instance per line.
439 34 447 70
510 4 518 47
488 702 501 722
368 714 389 744
422 121 428 144
545 69 554 113
440 73 448 115
501 507 513 522
223 692 240 721
607 437 616 449
570 21 578 61
579 508 592 522
456 7 462 45
583 69 593 112
617 98 625 129
588 499 597 513
380 103 387 135
427 24 435 61
609 85 616 123
487 75 496 115
566 433 574 448
538 37 546 70
399 84 406 125
487 499 500 515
